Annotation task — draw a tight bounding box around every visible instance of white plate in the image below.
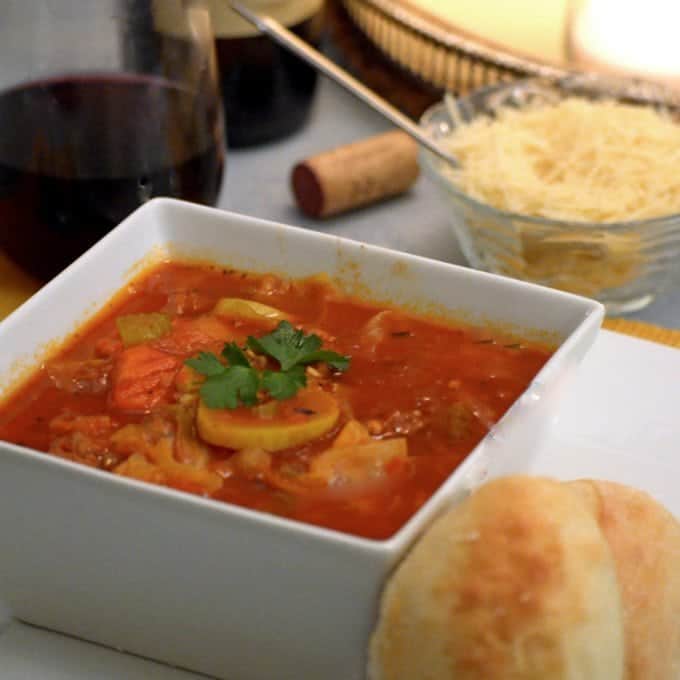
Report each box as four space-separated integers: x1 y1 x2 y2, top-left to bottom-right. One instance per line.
531 329 680 516
1 328 677 679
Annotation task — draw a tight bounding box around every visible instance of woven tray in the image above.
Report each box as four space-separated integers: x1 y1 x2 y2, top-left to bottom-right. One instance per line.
338 0 680 106
341 0 558 95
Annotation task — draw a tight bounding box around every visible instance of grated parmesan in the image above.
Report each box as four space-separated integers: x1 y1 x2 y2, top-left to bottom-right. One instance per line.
442 97 680 223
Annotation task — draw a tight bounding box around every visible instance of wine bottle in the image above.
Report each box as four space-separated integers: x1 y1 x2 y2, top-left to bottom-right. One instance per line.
153 0 324 148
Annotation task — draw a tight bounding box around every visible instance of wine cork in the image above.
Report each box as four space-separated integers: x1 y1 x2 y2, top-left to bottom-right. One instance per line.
291 130 419 218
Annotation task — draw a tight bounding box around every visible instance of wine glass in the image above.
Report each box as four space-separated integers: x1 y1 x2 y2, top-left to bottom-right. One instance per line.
0 0 225 281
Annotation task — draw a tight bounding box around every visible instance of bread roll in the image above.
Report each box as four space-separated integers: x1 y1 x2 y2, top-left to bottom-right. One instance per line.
569 480 680 680
368 476 624 680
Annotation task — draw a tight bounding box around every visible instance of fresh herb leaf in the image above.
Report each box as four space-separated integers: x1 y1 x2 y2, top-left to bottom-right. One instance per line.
262 365 307 401
201 366 260 409
222 341 251 368
185 351 225 377
247 321 349 372
185 321 350 409
246 321 315 370
186 346 259 409
294 350 350 372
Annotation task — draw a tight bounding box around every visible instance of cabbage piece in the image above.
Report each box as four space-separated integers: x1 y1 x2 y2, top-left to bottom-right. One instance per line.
310 437 408 487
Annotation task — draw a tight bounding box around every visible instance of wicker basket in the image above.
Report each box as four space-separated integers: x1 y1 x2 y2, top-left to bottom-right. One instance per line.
341 0 680 105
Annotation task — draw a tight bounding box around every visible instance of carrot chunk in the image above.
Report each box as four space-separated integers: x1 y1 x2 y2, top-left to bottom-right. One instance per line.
110 345 180 412
154 315 233 355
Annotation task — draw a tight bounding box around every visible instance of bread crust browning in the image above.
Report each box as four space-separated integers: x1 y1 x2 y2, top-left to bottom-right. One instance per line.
368 476 625 680
569 480 680 680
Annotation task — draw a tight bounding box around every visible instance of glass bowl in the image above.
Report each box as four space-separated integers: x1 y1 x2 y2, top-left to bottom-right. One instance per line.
419 78 680 314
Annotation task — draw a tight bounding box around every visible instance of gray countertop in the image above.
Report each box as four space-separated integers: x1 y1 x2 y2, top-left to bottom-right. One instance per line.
221 76 680 330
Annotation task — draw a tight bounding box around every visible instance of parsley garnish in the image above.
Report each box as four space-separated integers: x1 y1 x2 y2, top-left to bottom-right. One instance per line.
246 321 349 372
262 365 306 401
185 321 350 409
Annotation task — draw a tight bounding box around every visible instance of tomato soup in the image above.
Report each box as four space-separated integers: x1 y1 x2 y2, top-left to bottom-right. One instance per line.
0 262 553 539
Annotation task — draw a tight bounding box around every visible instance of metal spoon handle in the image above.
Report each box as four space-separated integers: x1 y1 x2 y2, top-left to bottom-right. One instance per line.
230 1 459 168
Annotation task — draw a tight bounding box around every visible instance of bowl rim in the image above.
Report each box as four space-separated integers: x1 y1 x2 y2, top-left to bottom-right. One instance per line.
419 78 680 231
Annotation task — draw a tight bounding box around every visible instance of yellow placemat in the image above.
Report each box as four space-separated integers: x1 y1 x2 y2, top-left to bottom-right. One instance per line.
0 252 40 320
602 318 680 348
1 252 679 349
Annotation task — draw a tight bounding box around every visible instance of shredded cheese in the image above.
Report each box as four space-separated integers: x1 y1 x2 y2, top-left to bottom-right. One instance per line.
443 97 680 222
439 97 680 296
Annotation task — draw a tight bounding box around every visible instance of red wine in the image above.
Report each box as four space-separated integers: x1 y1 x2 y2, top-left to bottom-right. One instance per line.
0 74 224 280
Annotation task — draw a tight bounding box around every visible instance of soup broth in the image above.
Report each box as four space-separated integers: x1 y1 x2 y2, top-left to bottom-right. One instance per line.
0 261 553 539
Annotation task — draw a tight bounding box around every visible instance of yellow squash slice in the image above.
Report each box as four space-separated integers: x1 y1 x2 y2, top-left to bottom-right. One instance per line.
196 388 339 452
213 298 289 323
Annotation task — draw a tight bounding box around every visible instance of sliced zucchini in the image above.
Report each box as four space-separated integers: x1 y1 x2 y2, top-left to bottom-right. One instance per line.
196 388 339 452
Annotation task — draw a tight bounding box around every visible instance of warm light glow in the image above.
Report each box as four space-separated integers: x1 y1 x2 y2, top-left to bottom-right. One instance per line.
406 0 570 63
568 0 680 87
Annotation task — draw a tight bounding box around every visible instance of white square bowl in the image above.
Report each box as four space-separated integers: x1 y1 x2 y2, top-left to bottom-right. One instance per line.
0 199 603 680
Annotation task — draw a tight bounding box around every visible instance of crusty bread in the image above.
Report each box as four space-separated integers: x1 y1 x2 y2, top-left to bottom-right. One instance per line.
368 476 625 680
569 480 680 680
